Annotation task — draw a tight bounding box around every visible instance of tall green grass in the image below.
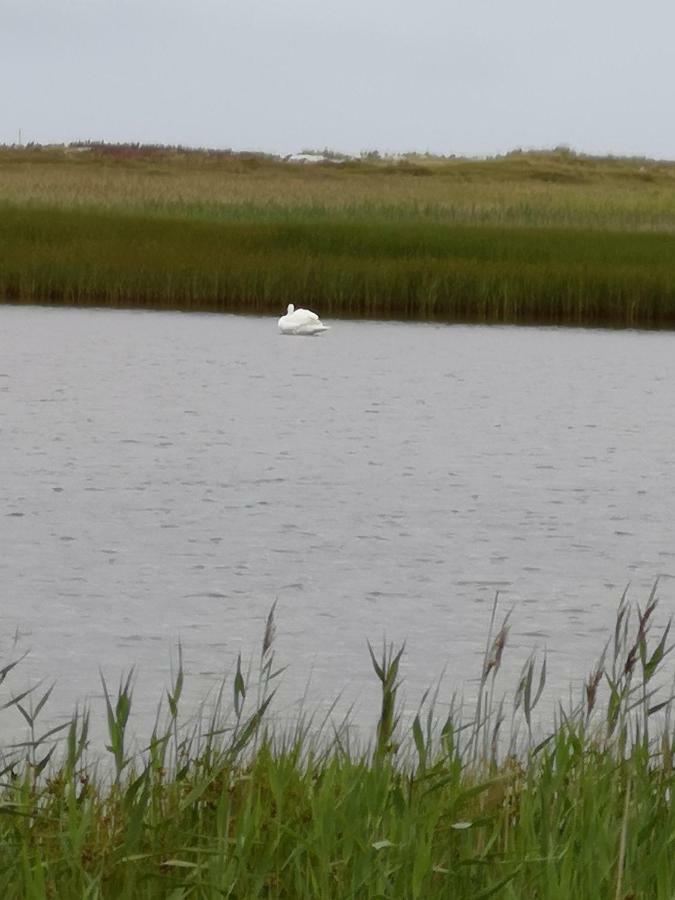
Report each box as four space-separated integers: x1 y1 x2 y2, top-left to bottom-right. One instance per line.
3 145 675 326
0 587 674 897
2 204 675 326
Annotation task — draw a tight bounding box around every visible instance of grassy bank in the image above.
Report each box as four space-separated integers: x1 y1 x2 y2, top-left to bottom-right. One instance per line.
3 204 675 326
3 144 675 231
2 145 675 326
1 591 674 898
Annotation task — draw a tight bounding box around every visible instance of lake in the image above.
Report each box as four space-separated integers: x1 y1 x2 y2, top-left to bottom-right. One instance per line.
1 304 674 743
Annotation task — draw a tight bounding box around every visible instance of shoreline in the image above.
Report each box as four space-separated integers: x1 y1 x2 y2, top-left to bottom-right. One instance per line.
3 146 675 330
2 204 675 329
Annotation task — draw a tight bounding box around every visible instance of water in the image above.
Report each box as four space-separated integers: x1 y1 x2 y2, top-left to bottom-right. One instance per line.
1 304 674 742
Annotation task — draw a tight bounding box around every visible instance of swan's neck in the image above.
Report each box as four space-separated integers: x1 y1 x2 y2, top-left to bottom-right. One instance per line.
287 304 295 314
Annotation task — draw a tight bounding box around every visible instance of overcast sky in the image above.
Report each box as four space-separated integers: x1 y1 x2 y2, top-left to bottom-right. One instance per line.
3 0 675 159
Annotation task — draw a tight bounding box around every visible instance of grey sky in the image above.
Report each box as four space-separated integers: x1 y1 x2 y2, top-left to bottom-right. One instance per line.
3 0 675 158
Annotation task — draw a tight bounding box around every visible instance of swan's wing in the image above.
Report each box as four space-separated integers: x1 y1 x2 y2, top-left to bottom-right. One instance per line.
294 322 330 335
290 307 319 323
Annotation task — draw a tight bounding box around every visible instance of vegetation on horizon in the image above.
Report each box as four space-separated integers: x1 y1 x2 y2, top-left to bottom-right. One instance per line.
0 589 673 897
2 144 675 326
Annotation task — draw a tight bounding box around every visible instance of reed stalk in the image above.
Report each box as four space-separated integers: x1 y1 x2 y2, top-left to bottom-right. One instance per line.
0 585 671 896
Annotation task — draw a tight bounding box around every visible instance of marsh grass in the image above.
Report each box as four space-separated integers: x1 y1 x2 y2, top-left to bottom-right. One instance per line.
0 587 674 898
2 145 675 327
3 145 675 232
2 204 675 327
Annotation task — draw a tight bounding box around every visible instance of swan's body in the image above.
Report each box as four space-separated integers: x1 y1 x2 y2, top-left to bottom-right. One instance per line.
278 303 329 336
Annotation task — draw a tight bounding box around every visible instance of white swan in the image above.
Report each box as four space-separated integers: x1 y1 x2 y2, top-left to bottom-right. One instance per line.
278 303 330 336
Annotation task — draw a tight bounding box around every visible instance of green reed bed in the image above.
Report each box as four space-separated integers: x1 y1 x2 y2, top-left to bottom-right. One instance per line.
2 204 675 327
0 589 674 898
3 146 675 326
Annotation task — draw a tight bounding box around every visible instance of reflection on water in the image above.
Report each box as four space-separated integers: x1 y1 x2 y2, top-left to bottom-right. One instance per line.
1 304 674 738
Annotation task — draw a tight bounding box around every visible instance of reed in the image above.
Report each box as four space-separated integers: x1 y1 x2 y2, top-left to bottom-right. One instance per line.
0 587 673 898
2 204 675 327
2 144 675 327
